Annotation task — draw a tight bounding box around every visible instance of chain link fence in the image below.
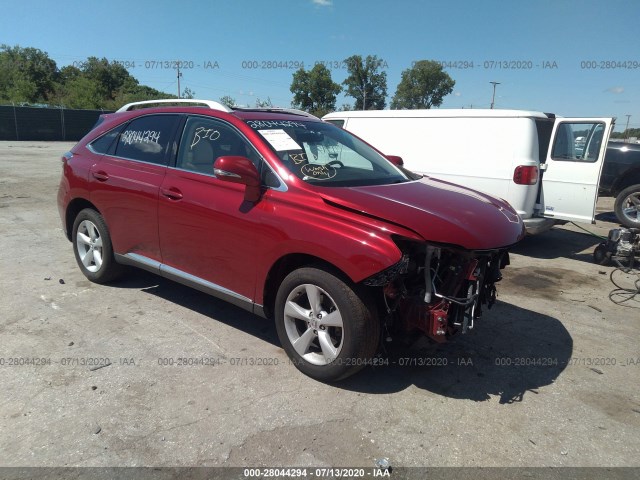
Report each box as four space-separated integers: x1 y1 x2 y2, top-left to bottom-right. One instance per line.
0 105 112 141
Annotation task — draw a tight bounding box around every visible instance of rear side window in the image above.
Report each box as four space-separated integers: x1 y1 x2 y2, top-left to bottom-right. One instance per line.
88 124 125 154
114 115 179 165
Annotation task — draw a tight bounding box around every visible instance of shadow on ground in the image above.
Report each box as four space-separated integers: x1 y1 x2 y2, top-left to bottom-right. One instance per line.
512 227 603 263
343 300 572 403
105 269 572 404
106 269 280 347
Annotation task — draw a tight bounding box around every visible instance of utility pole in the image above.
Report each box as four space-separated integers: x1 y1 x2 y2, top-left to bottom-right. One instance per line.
490 81 500 109
624 115 631 142
176 62 182 99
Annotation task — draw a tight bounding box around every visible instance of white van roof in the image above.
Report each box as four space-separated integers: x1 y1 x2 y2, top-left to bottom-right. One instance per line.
323 109 553 120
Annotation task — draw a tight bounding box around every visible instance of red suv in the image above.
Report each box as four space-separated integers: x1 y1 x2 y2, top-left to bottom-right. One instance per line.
57 99 524 381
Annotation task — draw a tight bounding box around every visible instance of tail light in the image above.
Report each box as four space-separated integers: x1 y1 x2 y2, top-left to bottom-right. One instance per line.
513 165 538 185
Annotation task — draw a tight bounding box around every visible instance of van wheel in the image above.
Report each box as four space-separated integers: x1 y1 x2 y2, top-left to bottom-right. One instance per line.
614 184 640 228
72 209 123 284
275 267 380 382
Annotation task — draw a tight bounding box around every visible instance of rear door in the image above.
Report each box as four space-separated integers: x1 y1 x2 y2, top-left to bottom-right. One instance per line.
89 114 181 261
540 118 614 223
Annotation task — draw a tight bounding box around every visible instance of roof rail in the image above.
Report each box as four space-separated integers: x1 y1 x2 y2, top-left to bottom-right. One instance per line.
236 107 318 119
116 99 233 113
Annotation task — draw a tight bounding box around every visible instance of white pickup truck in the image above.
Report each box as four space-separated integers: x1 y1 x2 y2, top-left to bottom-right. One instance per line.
323 109 614 234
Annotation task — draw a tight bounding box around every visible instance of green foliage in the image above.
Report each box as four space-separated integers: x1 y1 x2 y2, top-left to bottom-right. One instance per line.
0 44 171 110
391 60 455 109
181 87 195 99
219 95 236 108
0 44 58 103
255 97 273 108
611 128 640 139
342 55 387 110
290 64 341 117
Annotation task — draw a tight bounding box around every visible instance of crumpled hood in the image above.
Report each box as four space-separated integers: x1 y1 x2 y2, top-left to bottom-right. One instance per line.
316 177 525 250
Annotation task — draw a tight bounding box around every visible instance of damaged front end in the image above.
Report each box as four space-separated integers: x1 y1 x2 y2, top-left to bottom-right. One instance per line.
363 238 510 343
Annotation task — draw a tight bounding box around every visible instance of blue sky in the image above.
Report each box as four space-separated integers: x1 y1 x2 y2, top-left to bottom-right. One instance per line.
1 0 638 131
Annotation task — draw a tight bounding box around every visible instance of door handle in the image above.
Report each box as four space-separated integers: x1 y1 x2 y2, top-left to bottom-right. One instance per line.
92 170 109 181
161 187 183 200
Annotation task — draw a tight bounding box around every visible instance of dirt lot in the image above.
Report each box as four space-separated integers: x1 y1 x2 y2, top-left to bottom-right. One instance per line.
0 141 639 470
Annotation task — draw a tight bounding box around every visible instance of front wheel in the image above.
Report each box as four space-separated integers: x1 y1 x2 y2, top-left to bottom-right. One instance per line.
72 209 123 283
614 184 640 228
275 267 380 382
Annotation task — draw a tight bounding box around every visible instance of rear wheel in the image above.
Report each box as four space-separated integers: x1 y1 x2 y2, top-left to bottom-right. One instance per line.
275 267 380 382
614 184 640 228
72 209 123 283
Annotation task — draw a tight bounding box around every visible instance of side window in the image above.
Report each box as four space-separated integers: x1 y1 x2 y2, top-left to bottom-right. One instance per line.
114 115 178 165
551 122 605 163
89 124 125 154
176 116 262 175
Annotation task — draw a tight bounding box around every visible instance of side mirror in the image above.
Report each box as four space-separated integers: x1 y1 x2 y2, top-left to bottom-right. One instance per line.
213 156 261 203
386 155 404 167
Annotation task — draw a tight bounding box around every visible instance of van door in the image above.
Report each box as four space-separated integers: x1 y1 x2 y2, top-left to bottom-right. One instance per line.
540 118 613 224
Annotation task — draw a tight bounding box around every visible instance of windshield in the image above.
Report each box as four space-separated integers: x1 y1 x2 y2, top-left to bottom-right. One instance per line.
245 119 409 187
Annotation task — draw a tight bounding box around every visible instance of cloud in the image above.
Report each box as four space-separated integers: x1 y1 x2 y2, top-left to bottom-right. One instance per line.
454 92 461 97
606 86 625 94
312 0 332 6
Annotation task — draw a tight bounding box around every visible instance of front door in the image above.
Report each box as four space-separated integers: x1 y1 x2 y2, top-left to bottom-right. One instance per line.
158 115 267 302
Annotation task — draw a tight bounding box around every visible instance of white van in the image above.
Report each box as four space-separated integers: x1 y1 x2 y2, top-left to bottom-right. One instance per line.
322 110 614 234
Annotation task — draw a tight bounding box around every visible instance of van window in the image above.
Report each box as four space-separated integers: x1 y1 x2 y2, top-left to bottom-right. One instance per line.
325 119 345 128
551 122 605 163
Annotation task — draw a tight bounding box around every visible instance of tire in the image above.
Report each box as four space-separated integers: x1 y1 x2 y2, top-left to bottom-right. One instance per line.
614 184 640 228
274 267 380 382
593 244 610 265
72 209 123 284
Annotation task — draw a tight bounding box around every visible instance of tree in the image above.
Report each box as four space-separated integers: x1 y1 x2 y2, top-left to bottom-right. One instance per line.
290 64 341 117
219 95 236 108
391 60 455 109
80 57 132 100
109 85 175 110
181 87 195 99
342 55 387 110
55 76 104 109
0 44 178 109
255 97 273 108
0 44 58 103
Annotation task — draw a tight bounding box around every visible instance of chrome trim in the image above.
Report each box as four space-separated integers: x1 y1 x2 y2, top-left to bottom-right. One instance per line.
214 169 241 178
115 253 161 273
116 253 260 315
160 264 251 303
